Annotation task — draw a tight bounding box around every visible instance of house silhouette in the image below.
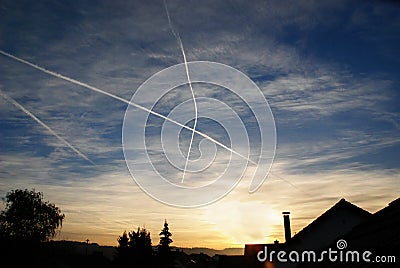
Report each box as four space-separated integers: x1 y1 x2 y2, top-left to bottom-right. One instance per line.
219 197 400 268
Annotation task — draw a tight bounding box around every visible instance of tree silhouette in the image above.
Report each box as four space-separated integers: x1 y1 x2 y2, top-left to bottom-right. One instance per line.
116 231 130 264
158 220 173 268
130 226 153 266
159 219 173 252
129 227 152 252
115 227 153 267
0 189 64 242
0 189 65 266
117 231 129 248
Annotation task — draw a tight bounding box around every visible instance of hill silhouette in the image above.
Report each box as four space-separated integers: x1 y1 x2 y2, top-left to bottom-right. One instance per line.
46 240 243 259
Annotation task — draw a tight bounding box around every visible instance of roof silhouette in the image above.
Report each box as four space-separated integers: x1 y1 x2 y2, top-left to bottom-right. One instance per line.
342 197 400 251
286 198 371 246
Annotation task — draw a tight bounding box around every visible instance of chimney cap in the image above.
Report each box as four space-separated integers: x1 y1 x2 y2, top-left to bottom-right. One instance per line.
282 211 290 215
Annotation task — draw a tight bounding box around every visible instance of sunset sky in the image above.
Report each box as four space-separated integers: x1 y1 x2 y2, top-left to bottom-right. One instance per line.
0 0 399 249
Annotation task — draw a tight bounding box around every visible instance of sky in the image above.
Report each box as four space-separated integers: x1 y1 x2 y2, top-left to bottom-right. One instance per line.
0 0 399 249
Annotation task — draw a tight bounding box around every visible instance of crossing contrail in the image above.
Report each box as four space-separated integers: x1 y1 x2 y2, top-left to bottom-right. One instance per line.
0 49 255 166
0 50 301 191
163 0 198 183
0 90 95 165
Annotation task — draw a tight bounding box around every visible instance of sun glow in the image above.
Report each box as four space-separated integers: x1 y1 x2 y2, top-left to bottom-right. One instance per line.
205 200 282 245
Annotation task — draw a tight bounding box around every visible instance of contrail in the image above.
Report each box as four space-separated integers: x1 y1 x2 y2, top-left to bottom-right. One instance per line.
270 171 303 192
161 3 300 191
0 90 95 165
163 0 198 183
0 51 301 191
0 50 255 166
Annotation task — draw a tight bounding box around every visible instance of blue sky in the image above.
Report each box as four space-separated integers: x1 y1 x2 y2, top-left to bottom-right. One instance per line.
0 0 399 248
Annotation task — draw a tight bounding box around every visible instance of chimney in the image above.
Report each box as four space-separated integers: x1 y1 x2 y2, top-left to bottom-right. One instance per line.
282 212 291 243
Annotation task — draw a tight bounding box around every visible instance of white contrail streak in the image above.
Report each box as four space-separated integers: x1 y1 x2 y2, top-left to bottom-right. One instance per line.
163 0 198 183
270 171 302 192
0 90 95 165
0 50 255 166
0 53 300 191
